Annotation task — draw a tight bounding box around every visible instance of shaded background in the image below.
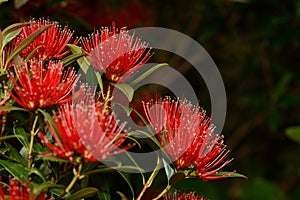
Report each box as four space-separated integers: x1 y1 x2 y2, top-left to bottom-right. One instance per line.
1 0 300 199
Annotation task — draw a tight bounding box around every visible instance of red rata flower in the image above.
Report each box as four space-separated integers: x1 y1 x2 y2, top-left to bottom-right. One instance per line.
0 178 47 200
143 97 233 181
81 25 152 82
12 18 77 60
163 191 207 200
39 85 133 163
7 60 78 110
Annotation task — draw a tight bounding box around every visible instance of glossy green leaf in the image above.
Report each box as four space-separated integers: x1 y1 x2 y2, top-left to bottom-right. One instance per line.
29 167 46 182
2 27 22 51
0 134 23 142
61 52 84 66
66 44 90 73
25 45 43 62
33 182 65 197
286 126 300 144
0 160 28 180
14 127 30 149
5 24 52 67
112 83 135 102
214 171 247 179
6 143 27 166
130 63 169 86
1 22 29 38
66 187 98 200
37 154 69 163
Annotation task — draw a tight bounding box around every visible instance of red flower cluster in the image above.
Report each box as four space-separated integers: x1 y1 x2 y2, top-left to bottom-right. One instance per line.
163 191 207 200
0 178 47 200
81 25 152 82
7 60 78 110
39 85 133 163
12 18 77 60
143 97 233 181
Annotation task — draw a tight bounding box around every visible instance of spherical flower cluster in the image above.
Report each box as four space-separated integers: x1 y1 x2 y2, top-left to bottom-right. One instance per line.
81 24 152 82
143 97 233 181
7 59 78 110
39 85 133 163
12 18 78 60
0 178 47 200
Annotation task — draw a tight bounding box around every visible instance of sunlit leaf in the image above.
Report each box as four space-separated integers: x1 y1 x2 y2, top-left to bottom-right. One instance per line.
66 187 98 200
2 22 29 38
286 126 300 144
214 171 247 179
0 0 8 5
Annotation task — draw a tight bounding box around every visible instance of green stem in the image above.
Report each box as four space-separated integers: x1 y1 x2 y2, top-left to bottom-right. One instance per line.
65 163 83 193
28 114 39 169
152 185 171 200
136 157 161 200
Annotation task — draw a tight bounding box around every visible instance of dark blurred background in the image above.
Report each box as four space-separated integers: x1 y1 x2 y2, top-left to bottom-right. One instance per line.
1 0 300 199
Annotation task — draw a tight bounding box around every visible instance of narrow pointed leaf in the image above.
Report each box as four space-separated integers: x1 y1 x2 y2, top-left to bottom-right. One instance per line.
162 159 175 181
66 187 98 200
112 83 134 102
61 52 84 66
130 63 169 86
0 160 29 180
214 171 247 179
5 24 52 67
2 27 22 50
2 22 30 38
6 144 27 166
14 127 30 149
116 171 135 199
286 126 300 144
66 44 90 73
29 167 46 182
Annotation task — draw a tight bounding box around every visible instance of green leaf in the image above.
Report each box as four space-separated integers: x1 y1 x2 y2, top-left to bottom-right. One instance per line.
37 154 69 163
112 83 135 102
66 187 98 200
25 45 43 62
66 44 90 73
95 71 104 95
162 159 175 182
286 126 300 144
32 182 65 197
1 27 22 52
5 24 52 67
97 181 111 200
0 105 27 113
0 134 23 142
116 171 135 199
6 143 27 166
116 191 128 200
130 63 169 86
1 22 29 38
0 0 8 5
29 167 46 182
61 52 84 66
112 103 133 116
214 171 247 179
14 127 30 149
0 160 28 180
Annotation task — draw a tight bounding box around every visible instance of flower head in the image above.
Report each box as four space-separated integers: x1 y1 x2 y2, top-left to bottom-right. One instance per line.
39 85 133 163
0 177 47 200
143 97 233 181
7 59 78 110
81 25 152 82
163 190 207 200
12 18 77 60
